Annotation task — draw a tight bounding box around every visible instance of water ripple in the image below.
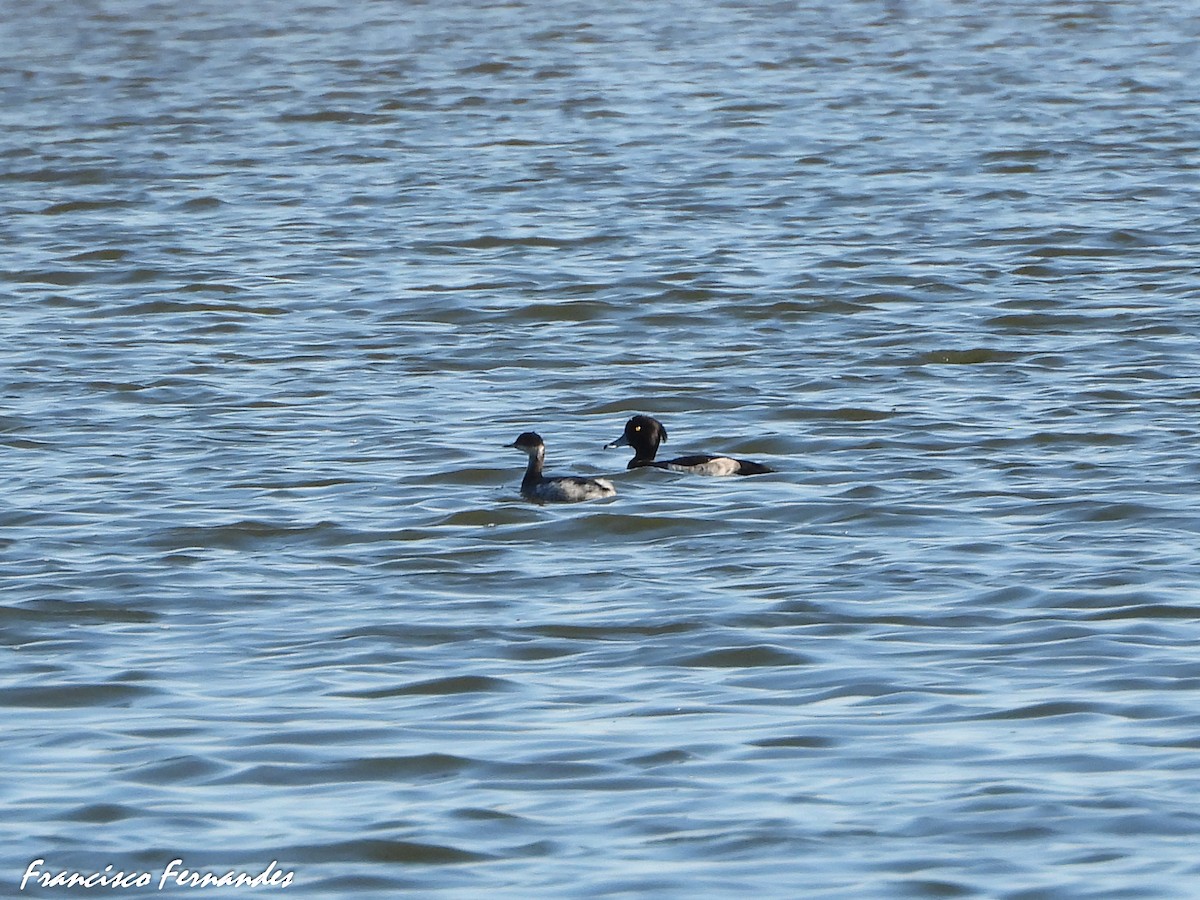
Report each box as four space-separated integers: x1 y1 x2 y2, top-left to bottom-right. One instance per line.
4 0 1200 897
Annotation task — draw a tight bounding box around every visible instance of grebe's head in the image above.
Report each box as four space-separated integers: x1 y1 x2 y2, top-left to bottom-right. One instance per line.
506 432 545 455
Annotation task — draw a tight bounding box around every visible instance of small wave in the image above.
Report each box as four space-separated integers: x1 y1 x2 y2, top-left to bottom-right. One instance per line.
277 109 390 125
92 298 286 316
973 701 1106 720
176 196 224 211
670 644 813 668
914 348 1023 365
1 166 110 185
1022 430 1138 448
335 675 516 698
505 300 620 323
779 406 895 422
1031 244 1125 259
0 601 158 625
65 248 128 262
288 838 491 865
749 734 838 749
986 312 1100 331
124 755 229 785
150 520 357 552
435 507 533 527
4 681 157 708
40 199 130 216
1085 604 1199 621
532 621 703 641
215 754 470 786
458 60 520 76
68 803 141 823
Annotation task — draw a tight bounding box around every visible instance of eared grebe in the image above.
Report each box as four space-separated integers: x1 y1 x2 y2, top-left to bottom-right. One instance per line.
507 432 617 503
605 415 773 476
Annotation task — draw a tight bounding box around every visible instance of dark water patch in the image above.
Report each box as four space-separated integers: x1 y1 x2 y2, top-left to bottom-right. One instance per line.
973 585 1044 608
1068 500 1167 522
458 60 520 76
91 298 287 316
1146 736 1200 751
986 312 1107 331
817 501 964 531
434 507 531 526
852 290 923 306
150 520 357 552
122 756 229 786
36 294 100 311
488 771 686 794
981 430 1139 450
1104 229 1162 248
643 285 729 305
322 623 472 648
5 1 1200 894
976 188 1031 201
289 838 491 865
973 701 1110 721
562 512 718 540
887 877 975 898
1085 604 1200 622
335 675 516 699
451 807 527 822
913 348 1024 366
6 269 104 286
625 748 694 768
0 601 158 626
440 467 512 487
1031 244 1128 260
121 726 217 743
67 803 140 824
504 299 619 323
277 109 391 125
1012 263 1064 278
504 640 584 662
400 278 537 296
64 248 129 263
1036 427 1137 446
531 621 704 642
39 199 130 216
232 726 399 748
979 147 1065 164
491 839 559 861
981 162 1045 175
86 379 155 395
1 166 114 185
778 405 896 422
179 282 245 295
176 196 223 211
3 681 157 708
671 644 813 668
219 754 471 787
749 734 838 750
414 233 616 254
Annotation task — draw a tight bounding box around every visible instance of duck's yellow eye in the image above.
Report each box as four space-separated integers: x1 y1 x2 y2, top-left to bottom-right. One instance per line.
634 425 641 432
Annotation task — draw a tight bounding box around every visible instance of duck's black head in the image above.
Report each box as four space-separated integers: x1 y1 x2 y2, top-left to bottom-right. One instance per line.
506 431 545 455
605 415 667 462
